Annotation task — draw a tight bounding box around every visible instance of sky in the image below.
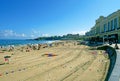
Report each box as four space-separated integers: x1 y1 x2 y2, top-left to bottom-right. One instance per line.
0 0 120 39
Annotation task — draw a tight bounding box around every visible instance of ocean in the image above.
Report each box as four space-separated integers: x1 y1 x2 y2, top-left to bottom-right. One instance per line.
0 39 55 46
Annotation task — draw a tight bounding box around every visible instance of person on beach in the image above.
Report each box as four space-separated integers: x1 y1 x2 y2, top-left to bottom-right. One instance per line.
0 46 2 49
26 47 30 52
8 45 14 52
38 44 41 50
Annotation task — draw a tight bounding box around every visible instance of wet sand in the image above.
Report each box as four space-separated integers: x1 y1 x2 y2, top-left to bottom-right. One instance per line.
0 41 110 81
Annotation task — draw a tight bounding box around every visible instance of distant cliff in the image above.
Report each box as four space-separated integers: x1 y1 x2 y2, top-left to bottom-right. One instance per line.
34 34 84 40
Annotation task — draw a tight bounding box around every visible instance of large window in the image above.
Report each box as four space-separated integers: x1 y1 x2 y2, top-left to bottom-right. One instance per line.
111 20 114 30
119 16 120 29
104 24 107 32
108 22 110 31
114 18 118 29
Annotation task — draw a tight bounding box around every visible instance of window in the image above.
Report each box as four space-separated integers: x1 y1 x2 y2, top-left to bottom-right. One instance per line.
108 22 110 31
111 20 114 30
119 16 120 29
104 24 107 32
114 18 118 29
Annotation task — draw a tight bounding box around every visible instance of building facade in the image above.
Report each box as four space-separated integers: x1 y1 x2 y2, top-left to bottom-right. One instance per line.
85 10 120 43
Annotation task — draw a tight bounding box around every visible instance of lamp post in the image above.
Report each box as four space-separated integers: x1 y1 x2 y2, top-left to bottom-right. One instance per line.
103 36 104 45
115 39 119 49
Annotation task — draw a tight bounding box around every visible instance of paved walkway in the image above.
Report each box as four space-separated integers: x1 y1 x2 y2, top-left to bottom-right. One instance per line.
108 44 120 81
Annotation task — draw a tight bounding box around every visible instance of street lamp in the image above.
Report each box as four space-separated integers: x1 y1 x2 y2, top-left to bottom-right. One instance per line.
103 36 104 45
115 39 119 49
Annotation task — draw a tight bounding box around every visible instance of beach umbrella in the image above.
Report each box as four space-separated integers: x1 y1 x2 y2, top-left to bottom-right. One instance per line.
4 56 11 64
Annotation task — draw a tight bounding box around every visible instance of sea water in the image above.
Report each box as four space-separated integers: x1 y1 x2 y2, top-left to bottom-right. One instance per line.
0 39 55 46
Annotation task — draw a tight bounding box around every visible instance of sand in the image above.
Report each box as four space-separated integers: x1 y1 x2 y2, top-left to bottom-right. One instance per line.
0 41 110 81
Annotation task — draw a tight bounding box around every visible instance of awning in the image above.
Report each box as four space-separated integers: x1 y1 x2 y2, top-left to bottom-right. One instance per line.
109 35 116 38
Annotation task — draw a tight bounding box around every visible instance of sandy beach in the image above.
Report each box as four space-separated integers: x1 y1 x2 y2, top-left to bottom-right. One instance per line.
0 41 110 81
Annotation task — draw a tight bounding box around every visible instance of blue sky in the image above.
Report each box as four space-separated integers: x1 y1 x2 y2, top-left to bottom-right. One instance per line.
0 0 120 39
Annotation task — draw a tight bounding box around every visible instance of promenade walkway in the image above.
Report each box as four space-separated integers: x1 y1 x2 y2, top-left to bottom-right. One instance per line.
108 44 120 81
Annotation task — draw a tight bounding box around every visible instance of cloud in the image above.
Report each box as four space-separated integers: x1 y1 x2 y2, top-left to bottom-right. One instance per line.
30 29 50 38
30 34 35 38
0 30 26 38
42 34 49 37
31 29 41 34
30 29 41 38
0 30 13 37
0 29 50 39
15 33 26 37
71 30 87 35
